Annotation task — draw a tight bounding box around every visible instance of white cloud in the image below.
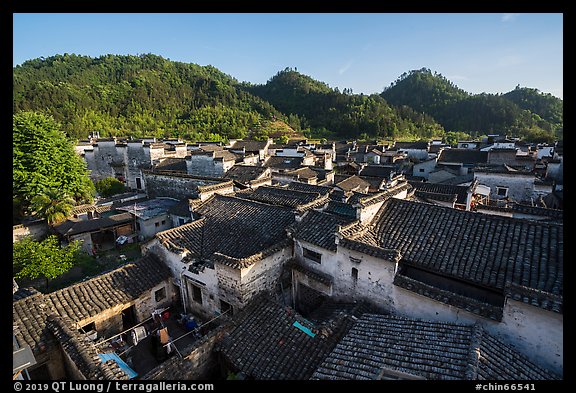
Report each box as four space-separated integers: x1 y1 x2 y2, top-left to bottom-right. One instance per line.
338 59 354 75
501 13 520 23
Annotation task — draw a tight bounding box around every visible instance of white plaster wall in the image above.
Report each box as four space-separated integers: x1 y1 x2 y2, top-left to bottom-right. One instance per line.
332 247 397 308
294 240 339 278
358 200 386 223
475 172 535 202
412 159 437 180
239 246 293 305
495 299 563 375
139 213 172 239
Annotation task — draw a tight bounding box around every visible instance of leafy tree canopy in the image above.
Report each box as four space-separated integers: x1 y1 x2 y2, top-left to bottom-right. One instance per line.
381 68 562 142
13 235 80 282
96 177 126 198
13 111 95 221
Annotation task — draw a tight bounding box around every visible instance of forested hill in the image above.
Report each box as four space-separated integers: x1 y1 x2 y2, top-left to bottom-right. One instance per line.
244 68 445 140
381 68 562 142
13 53 285 141
13 55 561 143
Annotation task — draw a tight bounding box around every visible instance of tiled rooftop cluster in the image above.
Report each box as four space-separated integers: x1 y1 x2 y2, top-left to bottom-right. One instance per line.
156 194 295 266
312 314 559 380
345 198 563 314
234 185 326 209
293 210 355 251
217 296 354 380
46 314 130 380
13 254 170 355
408 180 469 205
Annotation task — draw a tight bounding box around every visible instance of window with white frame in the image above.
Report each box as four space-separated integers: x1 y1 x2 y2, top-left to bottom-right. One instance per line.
496 186 509 197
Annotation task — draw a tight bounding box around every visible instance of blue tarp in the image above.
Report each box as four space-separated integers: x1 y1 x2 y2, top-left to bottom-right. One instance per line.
98 353 138 379
292 321 316 337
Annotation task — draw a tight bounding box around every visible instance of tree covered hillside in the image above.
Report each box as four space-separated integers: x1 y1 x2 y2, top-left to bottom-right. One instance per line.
13 53 285 141
381 68 562 142
245 68 445 140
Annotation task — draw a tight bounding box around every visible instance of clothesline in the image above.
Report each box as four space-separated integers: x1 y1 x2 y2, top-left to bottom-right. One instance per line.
92 306 170 347
163 308 230 348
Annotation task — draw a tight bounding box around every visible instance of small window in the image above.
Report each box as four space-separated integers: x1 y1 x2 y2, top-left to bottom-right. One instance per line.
192 285 203 304
350 256 362 264
161 220 166 225
154 287 166 302
303 248 322 264
419 168 425 173
352 267 359 281
78 322 96 334
155 222 160 227
496 186 509 197
220 299 233 315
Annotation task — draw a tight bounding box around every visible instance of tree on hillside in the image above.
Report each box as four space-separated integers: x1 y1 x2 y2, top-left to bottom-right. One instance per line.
95 177 126 198
13 235 81 288
30 190 76 226
13 111 95 222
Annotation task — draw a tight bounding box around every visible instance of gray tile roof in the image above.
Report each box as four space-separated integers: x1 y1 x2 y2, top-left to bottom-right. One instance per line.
234 185 325 209
154 157 187 172
217 296 354 380
230 140 270 152
438 149 488 164
224 165 269 184
13 254 171 355
408 180 469 204
46 314 130 380
156 194 295 267
286 181 332 196
359 165 396 179
324 200 357 218
264 156 304 169
335 175 371 192
294 210 355 251
345 198 563 315
168 199 192 218
54 213 133 236
312 314 559 380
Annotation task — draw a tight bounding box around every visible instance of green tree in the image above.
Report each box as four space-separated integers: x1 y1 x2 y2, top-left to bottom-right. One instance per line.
30 189 76 226
95 177 126 197
13 235 80 287
13 112 95 221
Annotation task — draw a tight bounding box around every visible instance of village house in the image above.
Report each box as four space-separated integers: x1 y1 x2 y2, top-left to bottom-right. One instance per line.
474 164 553 205
185 149 236 177
228 139 273 162
116 198 179 240
141 170 235 201
13 254 174 379
393 141 430 161
54 212 135 255
143 194 296 320
288 197 562 374
436 148 489 175
408 179 477 210
312 314 559 380
411 157 438 180
223 165 272 190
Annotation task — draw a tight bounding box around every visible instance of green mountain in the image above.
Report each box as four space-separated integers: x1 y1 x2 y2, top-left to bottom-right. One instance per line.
13 53 284 141
13 56 561 143
244 68 445 140
381 68 562 142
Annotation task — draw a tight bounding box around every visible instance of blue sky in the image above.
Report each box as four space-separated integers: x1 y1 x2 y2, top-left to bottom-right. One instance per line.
13 13 563 99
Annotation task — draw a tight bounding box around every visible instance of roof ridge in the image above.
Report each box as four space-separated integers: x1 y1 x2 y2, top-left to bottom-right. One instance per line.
464 323 483 380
